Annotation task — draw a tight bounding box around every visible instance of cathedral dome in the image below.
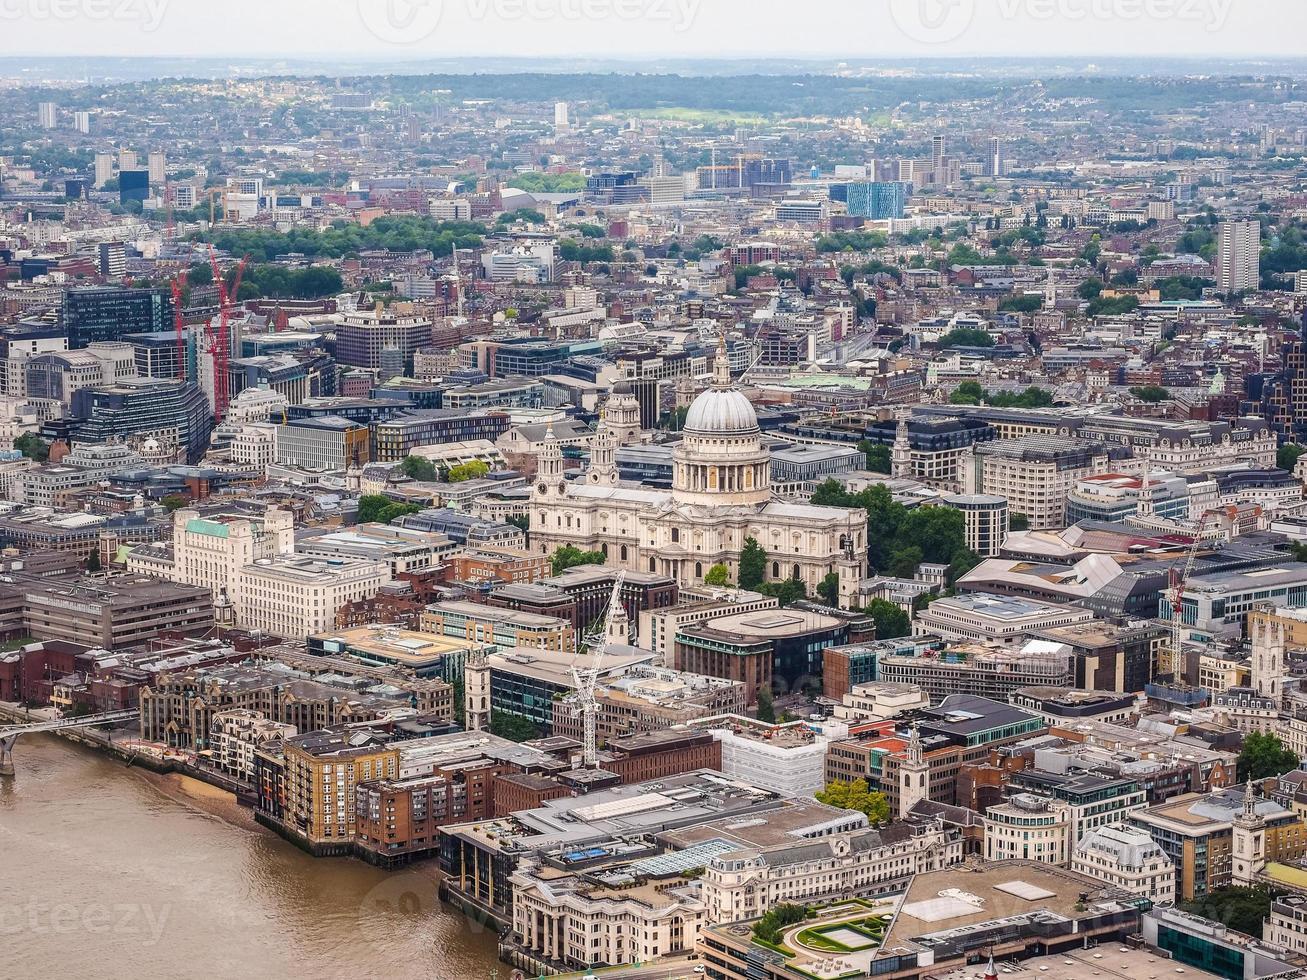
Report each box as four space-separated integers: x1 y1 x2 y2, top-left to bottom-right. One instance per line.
684 387 758 435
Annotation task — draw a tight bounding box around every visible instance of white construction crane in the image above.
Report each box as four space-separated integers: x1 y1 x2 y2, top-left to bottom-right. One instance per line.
1164 512 1223 677
571 570 627 768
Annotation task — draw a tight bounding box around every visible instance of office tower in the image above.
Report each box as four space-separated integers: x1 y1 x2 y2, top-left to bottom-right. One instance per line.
98 242 127 278
931 135 946 174
1216 220 1261 292
93 152 114 189
38 102 57 128
69 378 214 465
148 151 166 186
987 137 1005 177
1258 340 1307 444
119 170 150 204
118 148 137 171
73 111 91 134
841 181 910 220
554 101 569 128
64 286 173 349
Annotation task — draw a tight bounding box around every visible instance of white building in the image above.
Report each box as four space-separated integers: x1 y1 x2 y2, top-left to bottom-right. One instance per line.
833 682 930 723
226 387 288 425
700 817 961 924
235 555 391 638
913 593 1096 647
127 508 295 603
1071 824 1175 904
511 861 704 969
1217 219 1260 293
695 716 836 797
230 423 279 473
983 794 1072 865
210 709 297 780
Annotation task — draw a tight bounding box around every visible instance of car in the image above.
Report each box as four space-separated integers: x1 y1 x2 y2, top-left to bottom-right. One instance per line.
694 967 706 974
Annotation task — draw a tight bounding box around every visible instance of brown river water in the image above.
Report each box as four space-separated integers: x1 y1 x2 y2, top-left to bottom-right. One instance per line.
0 734 504 980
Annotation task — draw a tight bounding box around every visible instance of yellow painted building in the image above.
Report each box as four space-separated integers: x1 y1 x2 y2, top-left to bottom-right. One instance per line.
284 731 399 845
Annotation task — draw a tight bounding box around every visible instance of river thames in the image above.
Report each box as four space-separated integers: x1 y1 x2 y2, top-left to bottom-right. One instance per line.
0 734 504 980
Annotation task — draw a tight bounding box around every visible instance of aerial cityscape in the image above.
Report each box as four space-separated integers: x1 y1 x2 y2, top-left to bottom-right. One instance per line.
13 4 1307 980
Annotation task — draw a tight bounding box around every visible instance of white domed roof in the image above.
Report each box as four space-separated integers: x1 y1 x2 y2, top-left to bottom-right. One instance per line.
684 387 759 435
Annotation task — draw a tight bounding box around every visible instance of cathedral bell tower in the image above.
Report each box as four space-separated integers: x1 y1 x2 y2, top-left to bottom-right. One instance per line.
534 423 566 499
586 423 619 486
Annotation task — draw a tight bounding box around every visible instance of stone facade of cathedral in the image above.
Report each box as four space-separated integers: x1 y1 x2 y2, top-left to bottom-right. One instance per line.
530 351 867 605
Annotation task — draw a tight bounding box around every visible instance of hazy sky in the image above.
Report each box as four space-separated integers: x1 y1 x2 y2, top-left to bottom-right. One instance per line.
1 0 1305 61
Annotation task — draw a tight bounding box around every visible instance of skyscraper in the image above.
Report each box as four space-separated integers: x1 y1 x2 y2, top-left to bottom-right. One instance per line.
93 153 114 189
118 148 138 171
987 136 1005 177
1216 219 1261 292
64 286 173 349
554 101 569 129
38 102 57 128
73 111 91 134
119 169 150 204
148 151 166 186
841 181 910 220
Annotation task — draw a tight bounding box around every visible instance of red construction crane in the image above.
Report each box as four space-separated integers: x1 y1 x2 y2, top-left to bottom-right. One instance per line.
169 271 188 383
206 248 250 422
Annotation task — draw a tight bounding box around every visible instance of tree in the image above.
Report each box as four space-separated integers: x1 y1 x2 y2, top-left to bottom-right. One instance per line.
816 779 891 825
550 545 605 576
752 903 809 946
704 563 732 587
451 676 465 728
817 572 840 607
938 327 994 349
759 577 807 607
1181 886 1284 938
161 494 188 512
86 549 101 573
1279 444 1307 473
1238 732 1302 781
856 439 891 473
13 433 48 462
1130 385 1171 403
356 494 422 525
999 294 1042 313
739 537 766 590
489 710 540 743
950 381 985 405
399 455 438 481
1010 513 1030 532
447 460 490 482
756 687 776 724
863 598 910 640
